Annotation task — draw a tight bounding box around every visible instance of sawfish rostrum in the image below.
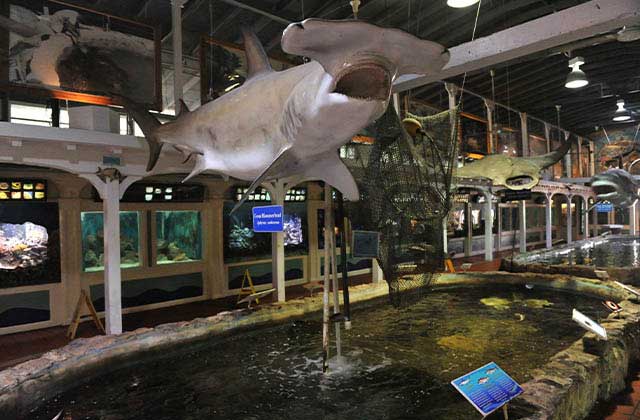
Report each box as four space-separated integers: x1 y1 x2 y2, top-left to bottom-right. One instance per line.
126 19 449 210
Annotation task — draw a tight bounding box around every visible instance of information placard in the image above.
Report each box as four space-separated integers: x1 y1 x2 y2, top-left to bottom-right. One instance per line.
352 230 380 258
252 205 284 232
451 362 523 417
596 203 614 212
572 308 607 340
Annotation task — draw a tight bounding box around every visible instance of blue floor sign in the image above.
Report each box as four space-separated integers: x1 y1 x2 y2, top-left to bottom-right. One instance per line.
252 205 284 232
451 362 523 417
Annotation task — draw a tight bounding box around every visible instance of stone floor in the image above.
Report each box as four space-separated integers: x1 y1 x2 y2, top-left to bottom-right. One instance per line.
587 366 640 420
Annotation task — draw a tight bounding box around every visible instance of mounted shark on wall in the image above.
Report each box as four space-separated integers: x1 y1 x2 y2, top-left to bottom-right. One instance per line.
591 169 640 208
452 140 572 190
125 19 449 211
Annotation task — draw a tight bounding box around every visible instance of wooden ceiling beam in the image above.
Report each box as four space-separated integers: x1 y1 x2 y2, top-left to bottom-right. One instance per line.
393 0 640 93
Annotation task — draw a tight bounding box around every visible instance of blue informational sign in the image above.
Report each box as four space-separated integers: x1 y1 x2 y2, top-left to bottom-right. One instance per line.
252 205 284 232
596 203 613 212
451 362 523 417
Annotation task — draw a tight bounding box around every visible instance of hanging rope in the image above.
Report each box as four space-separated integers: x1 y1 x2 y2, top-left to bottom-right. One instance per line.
457 0 482 107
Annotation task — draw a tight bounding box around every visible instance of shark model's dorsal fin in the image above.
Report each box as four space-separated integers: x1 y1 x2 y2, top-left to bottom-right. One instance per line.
178 99 190 116
241 27 273 79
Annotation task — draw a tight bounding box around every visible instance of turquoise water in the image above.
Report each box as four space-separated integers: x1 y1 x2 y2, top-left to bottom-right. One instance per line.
156 210 202 264
25 286 602 420
80 211 140 271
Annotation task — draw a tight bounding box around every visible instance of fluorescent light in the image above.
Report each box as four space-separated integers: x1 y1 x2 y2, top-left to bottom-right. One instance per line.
565 57 588 89
613 99 631 121
447 0 479 7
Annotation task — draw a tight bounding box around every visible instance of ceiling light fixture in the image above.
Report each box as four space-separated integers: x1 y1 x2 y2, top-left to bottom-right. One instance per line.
613 99 631 122
447 0 480 8
565 56 588 89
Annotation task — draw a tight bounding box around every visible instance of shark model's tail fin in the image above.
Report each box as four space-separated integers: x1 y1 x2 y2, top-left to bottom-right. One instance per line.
117 96 163 172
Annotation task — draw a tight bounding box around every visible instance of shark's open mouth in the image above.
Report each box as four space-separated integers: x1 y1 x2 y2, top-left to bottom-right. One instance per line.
592 183 617 197
333 63 391 101
506 175 534 188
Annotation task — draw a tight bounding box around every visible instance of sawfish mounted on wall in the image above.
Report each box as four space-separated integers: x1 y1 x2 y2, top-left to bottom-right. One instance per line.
451 139 572 190
123 19 449 211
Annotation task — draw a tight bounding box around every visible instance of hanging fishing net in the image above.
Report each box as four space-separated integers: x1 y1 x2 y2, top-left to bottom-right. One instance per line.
345 105 458 306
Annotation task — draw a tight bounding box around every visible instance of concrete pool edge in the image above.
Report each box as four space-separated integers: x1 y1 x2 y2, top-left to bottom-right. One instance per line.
501 235 640 285
0 273 636 418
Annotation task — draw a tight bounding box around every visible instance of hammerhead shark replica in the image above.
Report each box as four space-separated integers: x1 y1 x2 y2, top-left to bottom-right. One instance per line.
591 168 640 208
125 19 449 211
453 140 572 190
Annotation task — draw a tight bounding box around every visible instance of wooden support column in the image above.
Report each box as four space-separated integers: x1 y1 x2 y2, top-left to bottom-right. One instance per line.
519 200 527 253
482 189 494 261
80 171 140 335
265 179 287 303
566 194 573 244
545 194 553 249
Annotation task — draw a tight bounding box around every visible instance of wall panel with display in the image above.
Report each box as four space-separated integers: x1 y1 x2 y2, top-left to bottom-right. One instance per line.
224 187 308 263
0 200 60 288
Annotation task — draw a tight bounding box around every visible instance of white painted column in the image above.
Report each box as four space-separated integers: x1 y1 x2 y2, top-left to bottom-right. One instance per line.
566 195 573 244
496 203 502 253
482 190 494 261
630 202 638 236
545 194 553 248
464 202 472 257
371 259 384 283
519 200 527 253
103 178 122 335
583 197 590 239
589 141 596 176
268 181 286 302
171 0 186 114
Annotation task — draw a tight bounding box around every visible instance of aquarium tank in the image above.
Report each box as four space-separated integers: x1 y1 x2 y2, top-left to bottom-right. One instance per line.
224 202 272 263
156 211 202 264
81 211 140 272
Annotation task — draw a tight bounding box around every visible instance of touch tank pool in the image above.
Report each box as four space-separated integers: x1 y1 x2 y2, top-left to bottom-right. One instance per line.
81 211 141 272
27 286 604 420
156 211 202 264
503 235 640 283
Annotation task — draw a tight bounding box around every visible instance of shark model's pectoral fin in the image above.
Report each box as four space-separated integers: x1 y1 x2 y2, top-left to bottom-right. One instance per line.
230 146 293 214
303 155 360 202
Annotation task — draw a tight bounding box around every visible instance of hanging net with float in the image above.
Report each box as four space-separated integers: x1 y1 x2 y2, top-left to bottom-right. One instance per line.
345 104 459 306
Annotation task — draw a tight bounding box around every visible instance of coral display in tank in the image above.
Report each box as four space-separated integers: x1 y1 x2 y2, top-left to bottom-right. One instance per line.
0 222 48 270
0 202 60 287
156 211 202 264
81 212 140 272
283 214 303 246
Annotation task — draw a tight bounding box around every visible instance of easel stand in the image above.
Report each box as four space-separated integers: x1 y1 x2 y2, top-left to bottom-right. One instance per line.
67 289 105 339
237 269 258 304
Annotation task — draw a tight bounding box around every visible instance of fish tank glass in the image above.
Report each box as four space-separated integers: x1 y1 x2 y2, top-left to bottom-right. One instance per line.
156 211 202 264
224 202 272 263
81 211 140 272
